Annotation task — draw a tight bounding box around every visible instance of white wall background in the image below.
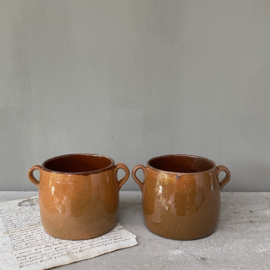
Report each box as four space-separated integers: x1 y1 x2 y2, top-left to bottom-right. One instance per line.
1 0 270 191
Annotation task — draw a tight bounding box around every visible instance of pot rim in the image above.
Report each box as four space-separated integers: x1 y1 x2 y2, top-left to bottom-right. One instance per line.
42 153 115 175
147 154 217 175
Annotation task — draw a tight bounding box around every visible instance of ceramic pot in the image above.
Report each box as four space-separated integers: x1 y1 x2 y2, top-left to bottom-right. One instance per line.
132 154 231 240
28 154 130 240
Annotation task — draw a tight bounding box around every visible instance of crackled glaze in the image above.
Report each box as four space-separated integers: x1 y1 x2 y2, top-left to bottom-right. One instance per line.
28 154 129 240
132 154 231 240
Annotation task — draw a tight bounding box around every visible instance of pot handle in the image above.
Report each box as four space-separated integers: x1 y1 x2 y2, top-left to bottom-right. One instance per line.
115 163 130 190
28 165 42 187
216 165 231 189
132 165 146 192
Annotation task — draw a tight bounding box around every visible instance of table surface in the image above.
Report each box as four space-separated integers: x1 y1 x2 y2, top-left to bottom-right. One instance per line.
1 191 270 270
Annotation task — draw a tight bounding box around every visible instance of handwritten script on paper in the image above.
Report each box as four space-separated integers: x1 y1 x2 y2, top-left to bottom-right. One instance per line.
0 196 137 270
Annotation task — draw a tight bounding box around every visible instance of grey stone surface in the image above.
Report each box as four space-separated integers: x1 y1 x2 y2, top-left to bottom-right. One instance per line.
0 191 270 269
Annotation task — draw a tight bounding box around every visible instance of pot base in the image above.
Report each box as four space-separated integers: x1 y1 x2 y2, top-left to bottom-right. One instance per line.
42 220 117 240
145 222 217 240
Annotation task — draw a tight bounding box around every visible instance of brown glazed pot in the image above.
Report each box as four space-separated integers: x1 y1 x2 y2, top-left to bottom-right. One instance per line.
132 154 231 240
28 154 129 240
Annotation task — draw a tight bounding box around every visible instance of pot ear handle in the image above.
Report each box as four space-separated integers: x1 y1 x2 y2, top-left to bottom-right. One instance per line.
216 165 231 189
28 165 42 187
114 163 130 190
132 165 146 192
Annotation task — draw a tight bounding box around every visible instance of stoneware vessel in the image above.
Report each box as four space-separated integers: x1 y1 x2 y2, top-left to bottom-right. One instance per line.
28 154 130 240
132 154 231 240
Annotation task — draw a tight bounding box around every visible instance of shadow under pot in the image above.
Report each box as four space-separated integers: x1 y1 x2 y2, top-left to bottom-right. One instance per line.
132 154 231 240
28 154 130 240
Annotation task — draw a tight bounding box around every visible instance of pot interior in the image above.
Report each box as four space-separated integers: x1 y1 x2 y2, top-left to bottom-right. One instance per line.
148 155 214 173
43 154 113 173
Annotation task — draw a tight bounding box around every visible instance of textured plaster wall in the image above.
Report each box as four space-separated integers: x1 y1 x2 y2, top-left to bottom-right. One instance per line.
1 0 270 191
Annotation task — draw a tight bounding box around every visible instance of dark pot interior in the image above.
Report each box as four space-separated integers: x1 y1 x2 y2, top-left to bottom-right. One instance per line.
43 154 113 173
148 155 215 173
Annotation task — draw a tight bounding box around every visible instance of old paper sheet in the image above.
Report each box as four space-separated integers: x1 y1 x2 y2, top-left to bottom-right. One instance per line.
0 196 137 270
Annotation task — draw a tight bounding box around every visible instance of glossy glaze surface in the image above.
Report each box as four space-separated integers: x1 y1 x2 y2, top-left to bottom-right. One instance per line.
28 154 129 240
132 154 231 240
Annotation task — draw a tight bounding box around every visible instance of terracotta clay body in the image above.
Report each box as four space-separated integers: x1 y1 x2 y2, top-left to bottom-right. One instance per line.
28 154 129 240
132 154 231 240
